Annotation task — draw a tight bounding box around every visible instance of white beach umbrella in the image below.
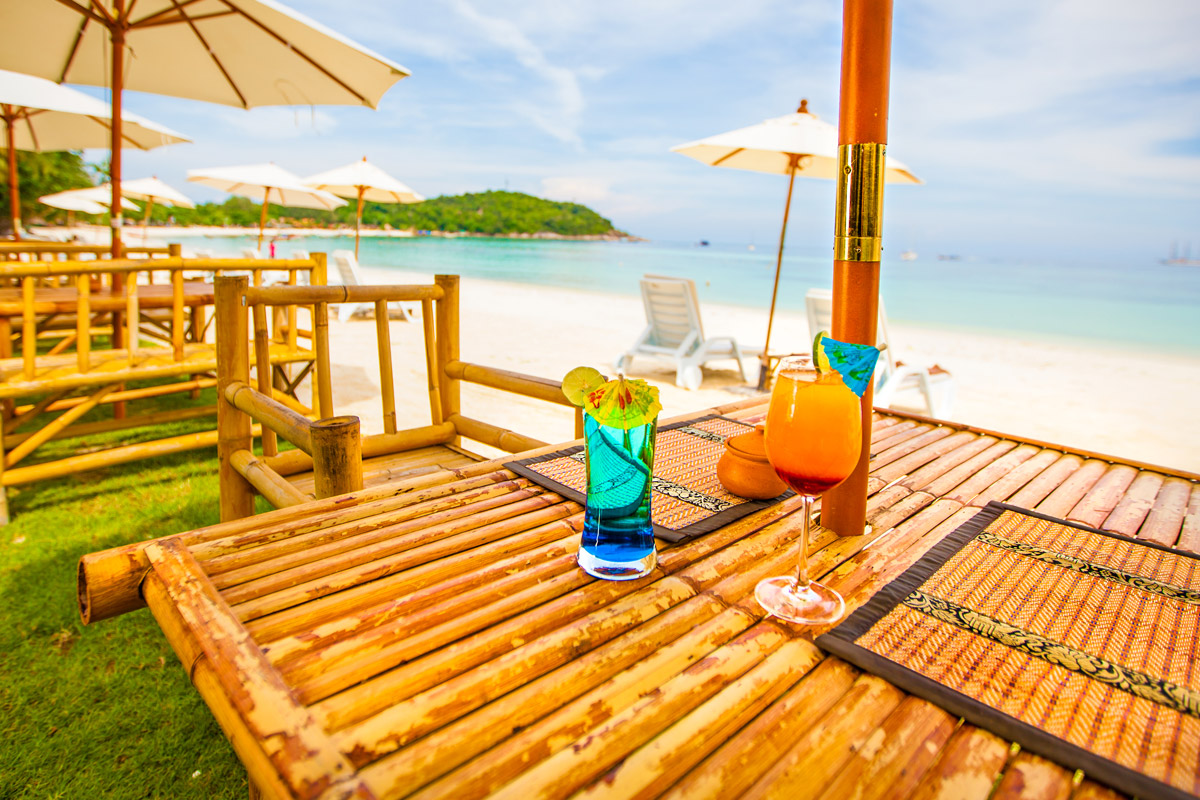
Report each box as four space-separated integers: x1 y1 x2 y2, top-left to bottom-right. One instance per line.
40 185 141 213
0 0 410 253
303 157 424 258
0 69 189 239
187 162 346 250
672 100 921 384
122 176 194 240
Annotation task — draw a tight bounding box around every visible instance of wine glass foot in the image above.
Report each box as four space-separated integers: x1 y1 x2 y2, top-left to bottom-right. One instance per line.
755 576 845 625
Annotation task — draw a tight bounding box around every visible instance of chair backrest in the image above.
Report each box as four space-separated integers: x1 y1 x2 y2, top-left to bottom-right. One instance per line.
241 247 261 260
639 275 704 350
331 249 363 287
804 288 897 375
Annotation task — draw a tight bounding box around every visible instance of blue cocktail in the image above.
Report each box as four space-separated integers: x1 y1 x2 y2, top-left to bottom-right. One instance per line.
577 413 657 579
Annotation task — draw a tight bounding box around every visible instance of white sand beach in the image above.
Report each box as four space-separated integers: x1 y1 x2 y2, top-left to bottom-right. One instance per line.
324 265 1200 475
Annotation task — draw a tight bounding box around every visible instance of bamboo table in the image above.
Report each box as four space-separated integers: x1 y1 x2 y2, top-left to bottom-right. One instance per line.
99 399 1200 800
0 281 216 358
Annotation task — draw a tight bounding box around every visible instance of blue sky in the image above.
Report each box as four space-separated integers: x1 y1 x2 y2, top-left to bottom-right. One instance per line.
92 0 1200 264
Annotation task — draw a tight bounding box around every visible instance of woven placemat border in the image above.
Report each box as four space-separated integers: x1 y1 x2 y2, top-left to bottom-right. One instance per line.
505 415 791 543
816 500 1200 800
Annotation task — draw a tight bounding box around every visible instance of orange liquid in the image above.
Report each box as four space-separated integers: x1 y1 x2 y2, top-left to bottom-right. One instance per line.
764 370 862 496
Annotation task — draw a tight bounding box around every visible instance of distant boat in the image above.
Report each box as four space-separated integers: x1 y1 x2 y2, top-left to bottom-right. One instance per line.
1163 242 1200 265
899 250 917 261
937 254 962 261
698 240 710 247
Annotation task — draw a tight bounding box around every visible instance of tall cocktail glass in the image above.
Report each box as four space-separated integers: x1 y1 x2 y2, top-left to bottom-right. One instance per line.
577 412 657 579
756 354 861 624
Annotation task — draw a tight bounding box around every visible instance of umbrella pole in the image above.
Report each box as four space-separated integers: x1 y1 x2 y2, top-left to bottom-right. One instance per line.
110 13 126 259
757 156 800 390
258 188 270 252
141 197 154 242
5 112 19 240
821 0 893 538
355 186 364 260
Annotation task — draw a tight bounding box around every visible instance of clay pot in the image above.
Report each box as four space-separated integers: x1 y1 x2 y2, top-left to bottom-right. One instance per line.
717 424 788 499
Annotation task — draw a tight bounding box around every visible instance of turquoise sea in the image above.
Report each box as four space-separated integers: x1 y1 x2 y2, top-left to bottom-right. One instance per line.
173 235 1200 354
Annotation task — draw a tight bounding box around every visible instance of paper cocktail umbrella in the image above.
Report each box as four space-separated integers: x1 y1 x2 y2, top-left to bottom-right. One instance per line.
813 332 884 398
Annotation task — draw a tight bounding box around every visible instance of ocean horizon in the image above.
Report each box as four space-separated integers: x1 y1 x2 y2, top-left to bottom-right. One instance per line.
170 234 1200 355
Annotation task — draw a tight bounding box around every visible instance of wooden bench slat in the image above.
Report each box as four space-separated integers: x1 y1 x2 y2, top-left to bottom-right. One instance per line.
1137 477 1192 547
1036 459 1110 518
1067 464 1138 528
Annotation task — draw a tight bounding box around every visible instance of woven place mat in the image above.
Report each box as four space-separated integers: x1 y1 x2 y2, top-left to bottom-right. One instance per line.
817 501 1200 800
506 415 791 543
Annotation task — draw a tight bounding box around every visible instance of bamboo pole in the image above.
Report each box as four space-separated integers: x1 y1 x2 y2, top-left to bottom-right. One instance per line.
216 275 256 521
445 361 572 407
224 382 313 453
230 449 311 509
3 404 216 448
5 383 120 468
311 415 363 500
171 268 184 361
109 13 125 260
5 112 19 240
252 303 277 457
313 300 333 419
124 266 139 361
4 424 240 487
822 0 893 537
259 422 456 477
21 276 34 379
450 414 548 454
435 275 460 443
422 298 442 426
76 274 90 373
140 539 371 799
374 301 397 434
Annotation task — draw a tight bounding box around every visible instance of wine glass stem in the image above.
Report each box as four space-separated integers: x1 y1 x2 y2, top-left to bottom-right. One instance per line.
794 494 814 589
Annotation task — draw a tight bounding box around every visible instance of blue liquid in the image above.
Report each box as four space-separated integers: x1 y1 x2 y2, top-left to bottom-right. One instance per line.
578 415 656 579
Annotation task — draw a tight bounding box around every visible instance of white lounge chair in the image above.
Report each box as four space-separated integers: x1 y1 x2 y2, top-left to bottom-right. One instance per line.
240 247 261 260
805 287 956 418
614 275 746 390
331 249 412 322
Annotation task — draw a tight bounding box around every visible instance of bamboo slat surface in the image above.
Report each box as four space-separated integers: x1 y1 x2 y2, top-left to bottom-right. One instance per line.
126 402 1199 799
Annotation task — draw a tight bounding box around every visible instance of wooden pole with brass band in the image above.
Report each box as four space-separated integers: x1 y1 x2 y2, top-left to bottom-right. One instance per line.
821 0 892 537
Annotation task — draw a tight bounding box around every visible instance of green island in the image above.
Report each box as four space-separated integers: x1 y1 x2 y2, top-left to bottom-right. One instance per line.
0 153 632 239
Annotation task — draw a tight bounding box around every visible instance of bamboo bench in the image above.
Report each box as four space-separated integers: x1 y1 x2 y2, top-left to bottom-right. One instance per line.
0 253 325 523
212 273 581 521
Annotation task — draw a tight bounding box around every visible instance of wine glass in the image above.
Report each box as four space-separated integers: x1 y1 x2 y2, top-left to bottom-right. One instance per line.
755 354 862 624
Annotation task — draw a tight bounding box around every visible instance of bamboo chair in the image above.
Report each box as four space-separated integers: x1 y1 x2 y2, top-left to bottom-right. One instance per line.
0 251 325 524
213 273 581 521
805 287 956 418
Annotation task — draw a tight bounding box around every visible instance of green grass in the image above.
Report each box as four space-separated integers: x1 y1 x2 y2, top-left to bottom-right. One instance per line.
0 389 258 798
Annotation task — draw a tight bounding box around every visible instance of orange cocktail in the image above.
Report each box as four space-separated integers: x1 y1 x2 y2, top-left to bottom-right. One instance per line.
764 368 861 496
756 354 863 625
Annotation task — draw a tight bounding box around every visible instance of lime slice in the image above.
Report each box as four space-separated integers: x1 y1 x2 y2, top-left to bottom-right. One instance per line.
813 331 832 374
563 366 606 407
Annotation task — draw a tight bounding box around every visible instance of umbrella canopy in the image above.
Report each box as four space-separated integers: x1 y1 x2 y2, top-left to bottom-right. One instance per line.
188 162 346 249
671 101 920 183
0 0 410 253
40 185 141 213
303 157 424 258
671 99 921 386
0 69 189 239
121 177 194 209
122 176 194 241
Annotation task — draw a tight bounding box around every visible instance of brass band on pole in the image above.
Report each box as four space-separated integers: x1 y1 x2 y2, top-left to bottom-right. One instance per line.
834 143 886 263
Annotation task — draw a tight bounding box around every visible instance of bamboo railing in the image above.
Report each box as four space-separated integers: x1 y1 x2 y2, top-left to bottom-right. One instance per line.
213 273 582 523
0 241 173 264
0 252 326 524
